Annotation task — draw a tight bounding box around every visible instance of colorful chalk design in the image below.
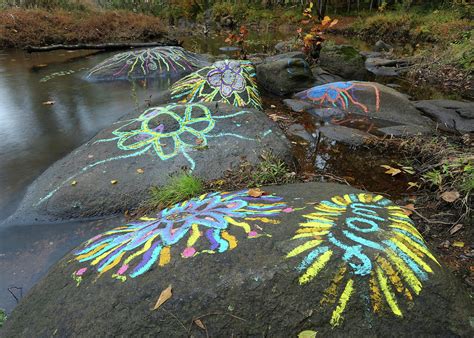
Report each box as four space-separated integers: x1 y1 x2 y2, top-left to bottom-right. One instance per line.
72 190 290 282
287 193 439 326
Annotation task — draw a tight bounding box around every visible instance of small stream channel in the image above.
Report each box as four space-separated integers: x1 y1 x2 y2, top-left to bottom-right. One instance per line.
0 33 451 314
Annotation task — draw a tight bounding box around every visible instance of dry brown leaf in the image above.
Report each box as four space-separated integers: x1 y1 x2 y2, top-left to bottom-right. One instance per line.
380 165 401 176
449 224 463 235
194 319 206 330
110 180 118 185
196 138 204 145
440 190 460 203
152 285 172 311
71 180 77 186
248 188 263 198
136 168 144 174
402 204 415 216
329 19 339 27
42 100 55 105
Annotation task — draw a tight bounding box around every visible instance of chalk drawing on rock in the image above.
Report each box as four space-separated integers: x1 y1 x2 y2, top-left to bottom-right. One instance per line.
36 103 267 206
86 46 207 80
170 60 262 110
286 193 439 327
71 190 290 281
295 81 380 113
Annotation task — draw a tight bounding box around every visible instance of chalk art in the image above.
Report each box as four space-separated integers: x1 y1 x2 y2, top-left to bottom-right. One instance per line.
170 60 262 110
72 190 290 281
36 103 272 206
86 46 209 80
287 193 439 326
295 81 380 113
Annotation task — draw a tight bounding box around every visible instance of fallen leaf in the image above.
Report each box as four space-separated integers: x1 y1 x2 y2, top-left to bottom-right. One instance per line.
449 224 463 235
152 285 172 311
42 100 55 105
402 204 415 216
87 154 94 159
329 19 339 27
71 180 77 186
110 180 118 185
136 168 144 174
248 188 263 197
407 182 420 190
440 190 460 203
196 138 204 145
298 330 318 338
452 241 465 248
194 319 206 330
270 104 276 108
380 165 401 176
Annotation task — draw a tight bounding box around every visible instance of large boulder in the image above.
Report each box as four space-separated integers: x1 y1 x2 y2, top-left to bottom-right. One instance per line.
285 81 434 144
6 102 291 224
414 99 474 133
256 54 315 96
170 59 262 110
319 44 367 80
85 46 212 82
3 182 473 336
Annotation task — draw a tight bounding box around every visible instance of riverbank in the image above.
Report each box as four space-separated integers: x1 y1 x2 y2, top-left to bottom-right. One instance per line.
0 8 167 48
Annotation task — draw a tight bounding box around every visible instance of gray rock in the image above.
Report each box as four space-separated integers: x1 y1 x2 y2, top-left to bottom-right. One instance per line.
311 67 345 86
256 57 315 96
293 81 433 133
319 44 367 80
264 52 306 62
6 102 291 224
374 39 393 52
414 100 474 133
274 39 299 53
287 124 315 143
319 124 370 146
4 182 472 336
307 107 346 122
365 57 411 77
282 99 315 112
85 46 211 82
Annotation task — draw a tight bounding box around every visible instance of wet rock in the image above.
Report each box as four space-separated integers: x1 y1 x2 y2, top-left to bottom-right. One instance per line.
170 59 262 110
414 100 474 133
6 102 291 224
319 44 367 80
256 55 315 96
4 182 473 336
283 99 314 112
319 124 370 146
311 67 345 86
85 46 212 82
287 124 315 143
374 40 393 52
307 107 346 122
365 57 412 77
293 81 434 137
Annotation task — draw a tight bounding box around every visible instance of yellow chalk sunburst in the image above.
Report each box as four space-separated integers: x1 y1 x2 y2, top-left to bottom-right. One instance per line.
287 193 439 327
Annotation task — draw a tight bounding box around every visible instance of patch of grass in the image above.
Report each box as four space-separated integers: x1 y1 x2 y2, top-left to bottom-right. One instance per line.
147 172 204 210
0 308 6 328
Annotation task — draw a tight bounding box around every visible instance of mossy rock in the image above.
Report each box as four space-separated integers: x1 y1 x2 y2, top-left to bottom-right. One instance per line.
319 44 367 80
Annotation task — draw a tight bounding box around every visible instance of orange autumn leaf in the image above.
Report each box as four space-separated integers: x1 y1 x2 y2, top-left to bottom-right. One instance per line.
248 188 263 198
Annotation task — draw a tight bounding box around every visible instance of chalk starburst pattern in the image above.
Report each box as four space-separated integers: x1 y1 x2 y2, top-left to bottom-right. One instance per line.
86 46 209 80
286 193 439 327
170 60 262 110
72 190 289 282
295 81 381 113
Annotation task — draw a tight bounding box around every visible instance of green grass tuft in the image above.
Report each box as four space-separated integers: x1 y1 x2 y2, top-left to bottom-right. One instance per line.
0 308 6 328
148 172 204 209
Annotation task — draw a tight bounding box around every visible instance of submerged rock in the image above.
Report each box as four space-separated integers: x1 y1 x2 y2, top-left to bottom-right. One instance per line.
365 57 412 77
256 54 315 96
85 46 212 82
6 103 291 224
170 59 262 110
3 182 473 336
414 99 474 133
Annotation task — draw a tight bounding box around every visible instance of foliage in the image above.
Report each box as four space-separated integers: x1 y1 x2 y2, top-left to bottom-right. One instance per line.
148 172 204 209
251 151 295 186
225 25 249 59
0 308 6 328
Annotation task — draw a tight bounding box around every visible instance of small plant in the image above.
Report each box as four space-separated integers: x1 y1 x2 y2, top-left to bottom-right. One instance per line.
251 152 295 186
297 1 338 63
0 308 6 328
147 172 204 209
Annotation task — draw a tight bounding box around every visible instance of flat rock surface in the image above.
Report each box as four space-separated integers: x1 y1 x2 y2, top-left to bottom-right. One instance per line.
414 99 474 133
85 46 211 81
6 103 291 224
319 44 367 80
3 182 473 337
